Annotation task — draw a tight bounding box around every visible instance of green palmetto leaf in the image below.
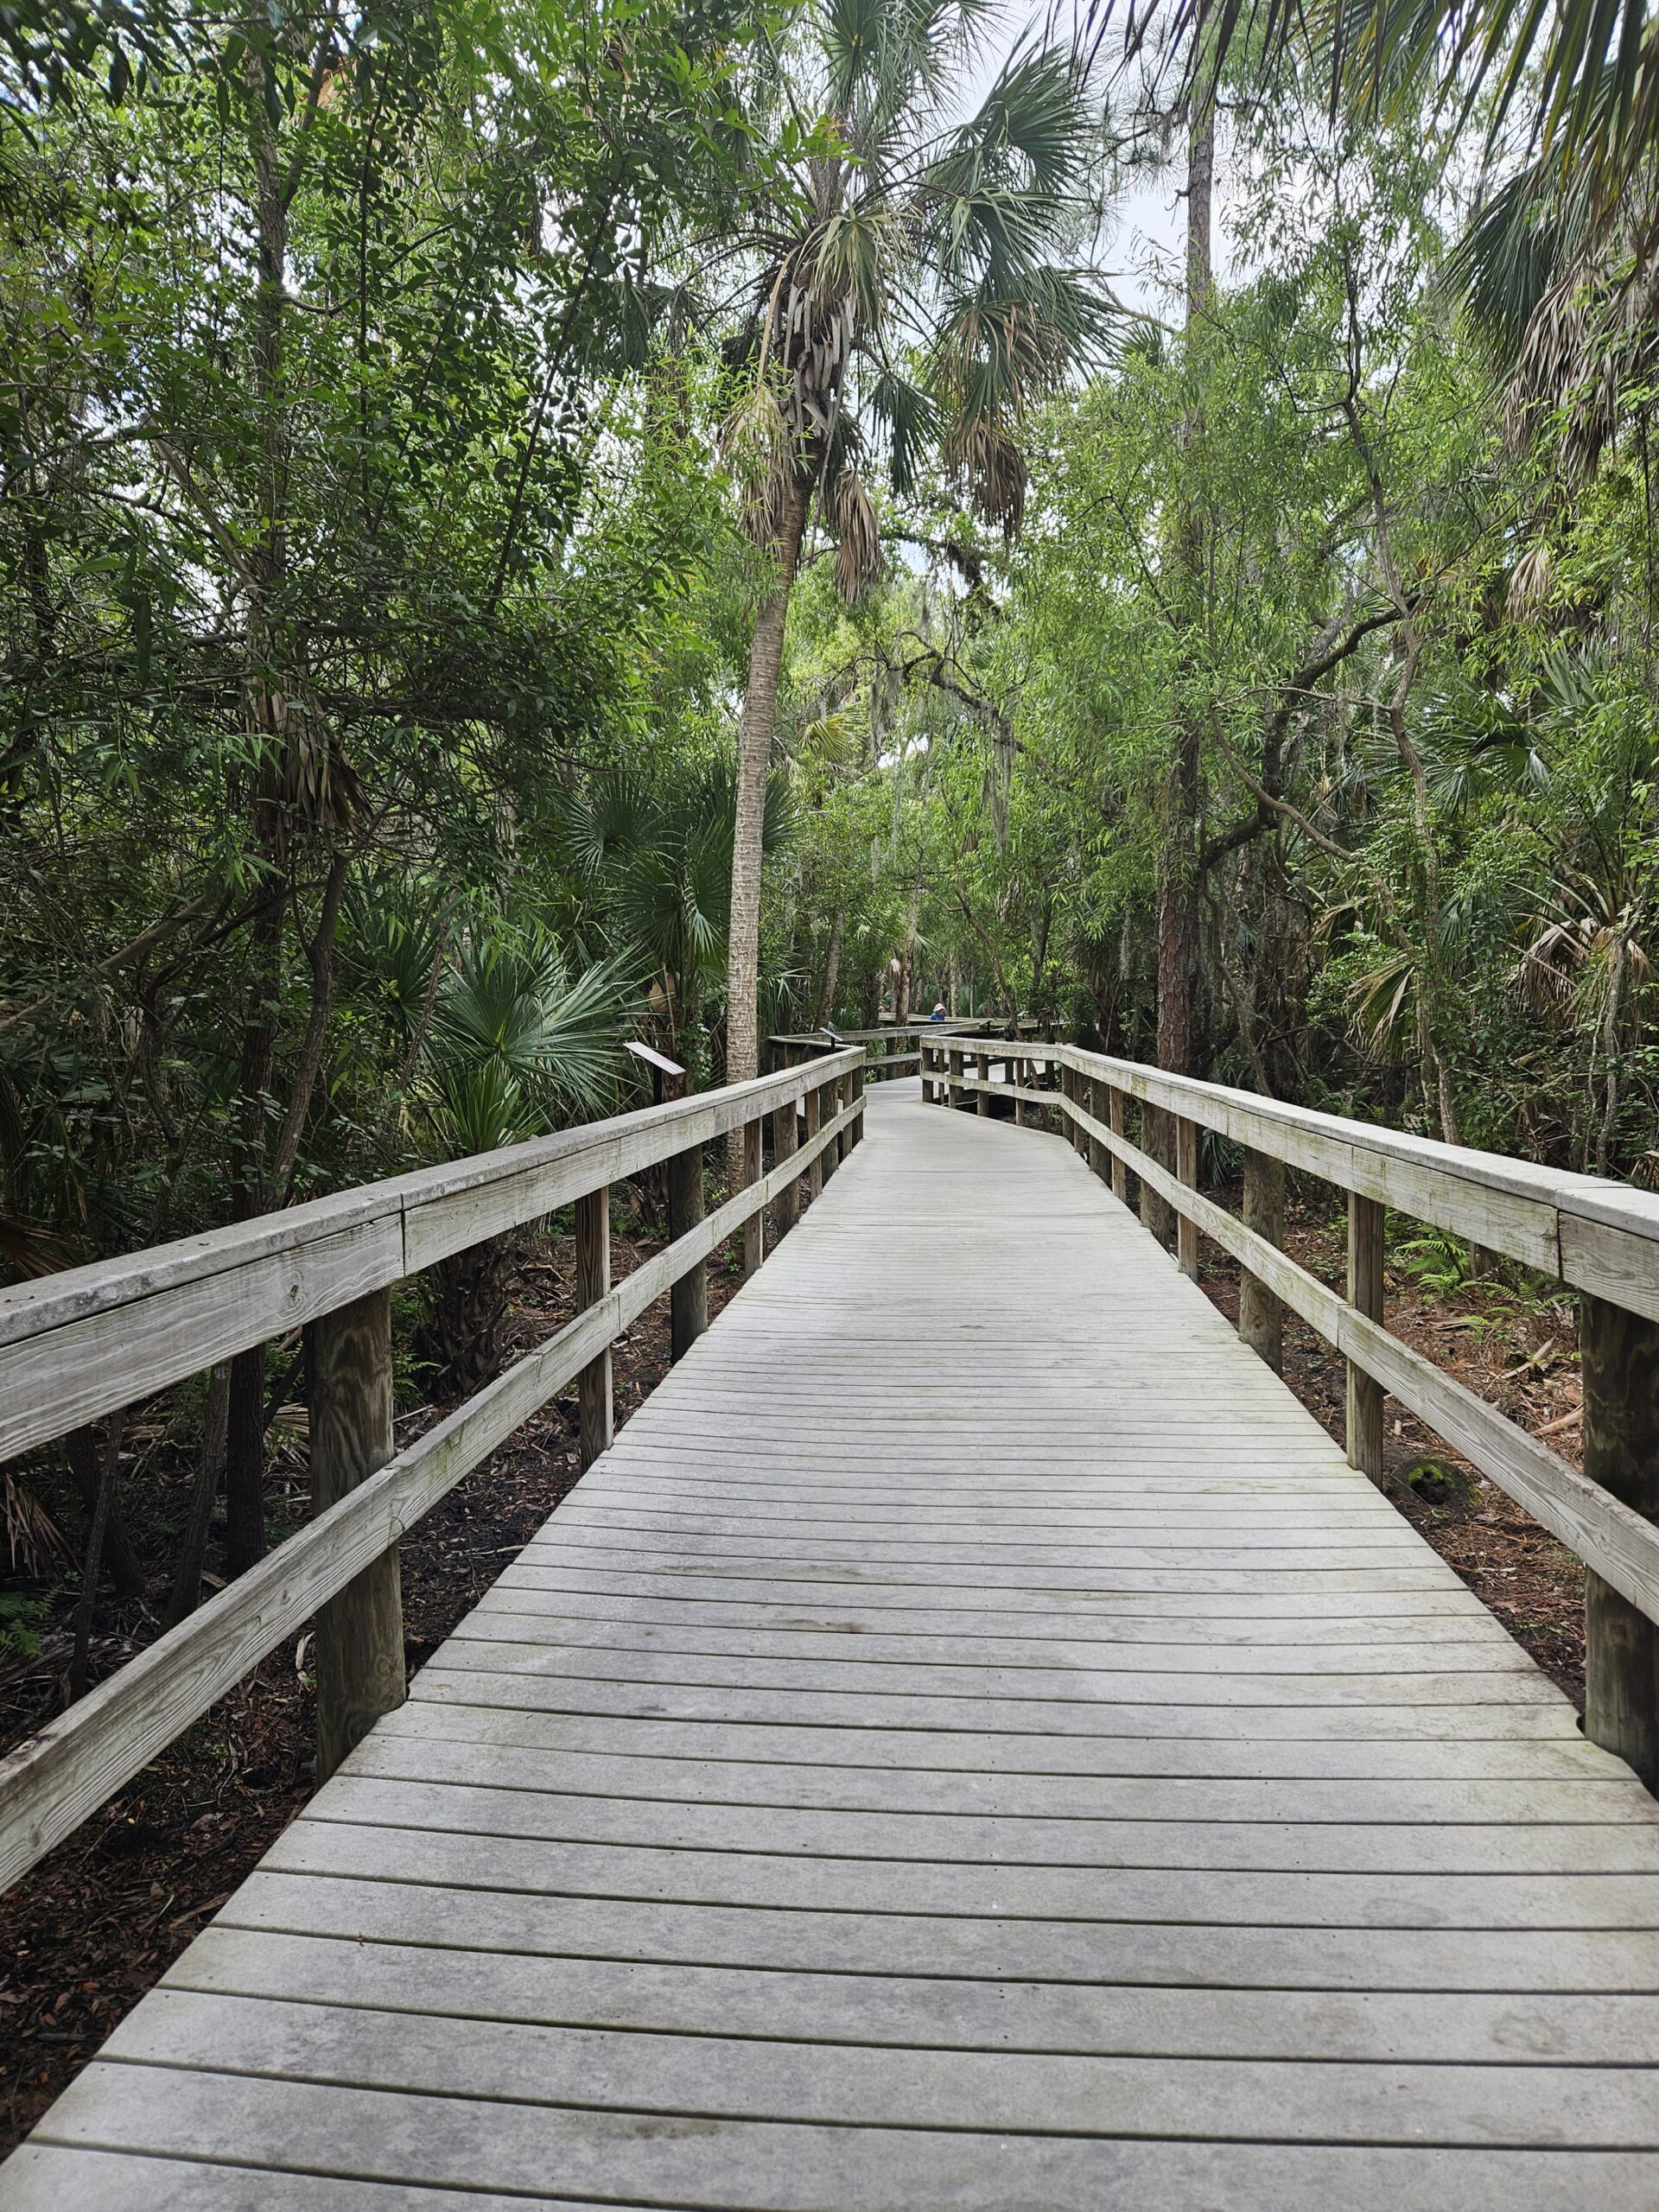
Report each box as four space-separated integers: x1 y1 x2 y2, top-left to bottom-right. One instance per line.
425 924 634 1138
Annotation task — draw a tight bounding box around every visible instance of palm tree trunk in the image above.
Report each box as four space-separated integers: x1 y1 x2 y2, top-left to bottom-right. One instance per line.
726 468 810 1132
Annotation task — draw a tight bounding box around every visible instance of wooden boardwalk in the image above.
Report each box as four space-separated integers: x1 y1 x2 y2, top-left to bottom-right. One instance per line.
9 1081 1659 2209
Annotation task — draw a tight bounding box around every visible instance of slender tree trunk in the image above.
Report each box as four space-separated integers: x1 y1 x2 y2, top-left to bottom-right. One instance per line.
814 906 846 1030
68 1415 121 1700
64 1424 143 1600
1149 92 1214 1238
1156 92 1214 1083
895 881 920 1022
167 1361 231 1627
726 468 810 1165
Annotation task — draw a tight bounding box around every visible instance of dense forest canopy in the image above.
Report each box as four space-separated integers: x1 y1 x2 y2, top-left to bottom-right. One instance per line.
7 0 1659 1557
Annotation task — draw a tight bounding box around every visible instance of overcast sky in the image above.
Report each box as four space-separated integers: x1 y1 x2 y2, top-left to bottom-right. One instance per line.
953 0 1237 317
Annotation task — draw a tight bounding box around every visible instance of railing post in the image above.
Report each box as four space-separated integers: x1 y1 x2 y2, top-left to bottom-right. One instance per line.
1582 1294 1659 1788
1014 1054 1027 1127
976 1050 990 1116
1107 1086 1128 1202
1086 1075 1109 1182
669 1129 707 1363
1345 1192 1385 1478
741 1117 764 1277
576 1185 613 1469
821 1071 841 1182
772 1088 798 1231
948 1044 963 1109
849 1057 866 1147
308 1287 403 1785
1239 1148 1285 1372
804 1079 823 1197
1138 1103 1162 1235
1175 1116 1200 1279
920 1041 934 1104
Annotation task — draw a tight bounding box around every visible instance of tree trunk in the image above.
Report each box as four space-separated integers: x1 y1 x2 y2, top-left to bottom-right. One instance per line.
813 905 846 1030
166 1360 231 1627
63 1422 143 1600
895 880 921 1023
1149 93 1214 1242
727 467 811 1120
1155 90 1214 1087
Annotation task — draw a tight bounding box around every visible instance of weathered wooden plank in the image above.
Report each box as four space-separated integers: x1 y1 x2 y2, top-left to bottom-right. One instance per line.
31 2069 1659 2212
344 1732 1650 1827
218 1866 1659 1986
92 1987 1659 2142
269 1815 1659 1924
166 1925 1659 2061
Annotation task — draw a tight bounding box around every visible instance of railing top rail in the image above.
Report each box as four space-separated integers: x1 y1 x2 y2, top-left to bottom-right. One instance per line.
0 1048 862 1462
935 1033 1659 1320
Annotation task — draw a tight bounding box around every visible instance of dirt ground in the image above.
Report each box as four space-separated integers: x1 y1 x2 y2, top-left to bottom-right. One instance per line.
0 1148 1595 2155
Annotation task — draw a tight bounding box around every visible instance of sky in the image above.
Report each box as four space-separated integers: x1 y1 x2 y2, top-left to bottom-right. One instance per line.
953 0 1239 318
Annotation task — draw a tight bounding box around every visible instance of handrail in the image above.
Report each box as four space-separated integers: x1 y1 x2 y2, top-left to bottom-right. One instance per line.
923 1031 1659 1789
0 1047 866 1893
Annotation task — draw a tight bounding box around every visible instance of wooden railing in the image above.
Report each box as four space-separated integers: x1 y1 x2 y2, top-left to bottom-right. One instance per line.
924 1031 1659 1788
0 1046 865 1893
769 1018 1040 1086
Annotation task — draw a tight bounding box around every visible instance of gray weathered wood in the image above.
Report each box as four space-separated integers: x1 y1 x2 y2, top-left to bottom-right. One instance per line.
668 1129 708 1363
1346 1192 1386 1479
14 1077 1659 2212
575 1188 613 1472
308 1289 404 1784
741 1120 765 1278
1239 1148 1284 1371
1175 1116 1199 1280
1582 1291 1659 1789
0 1096 855 1898
0 1050 862 1461
1068 1089 1659 1624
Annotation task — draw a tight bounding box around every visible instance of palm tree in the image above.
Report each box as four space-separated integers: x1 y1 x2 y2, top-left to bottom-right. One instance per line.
1103 0 1659 423
714 3 1112 1093
558 760 793 1076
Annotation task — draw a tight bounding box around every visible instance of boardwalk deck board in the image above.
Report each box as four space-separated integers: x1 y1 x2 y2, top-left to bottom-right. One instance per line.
7 1080 1659 2209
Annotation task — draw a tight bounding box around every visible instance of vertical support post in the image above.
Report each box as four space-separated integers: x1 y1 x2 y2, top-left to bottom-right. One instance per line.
1014 1055 1027 1127
1086 1076 1109 1182
1138 1102 1162 1235
1107 1086 1128 1202
309 1287 403 1785
772 1089 798 1231
741 1118 764 1278
948 1045 963 1110
669 1131 707 1363
576 1185 613 1470
1345 1192 1385 1478
804 1080 823 1198
1174 1115 1200 1279
920 1041 933 1103
1583 1293 1659 1787
822 1072 841 1180
849 1057 866 1148
976 1051 989 1116
1239 1148 1285 1372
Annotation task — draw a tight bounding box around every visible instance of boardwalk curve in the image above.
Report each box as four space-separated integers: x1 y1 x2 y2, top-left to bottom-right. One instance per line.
6 1080 1659 2208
